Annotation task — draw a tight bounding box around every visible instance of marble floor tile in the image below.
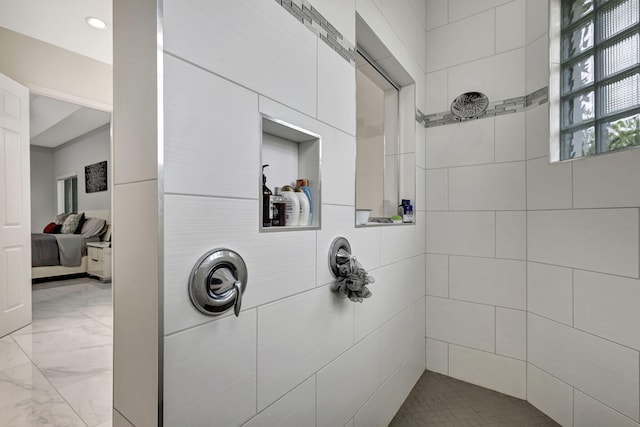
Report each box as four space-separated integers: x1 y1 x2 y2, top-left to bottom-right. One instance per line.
0 336 31 370
0 362 86 427
58 370 112 426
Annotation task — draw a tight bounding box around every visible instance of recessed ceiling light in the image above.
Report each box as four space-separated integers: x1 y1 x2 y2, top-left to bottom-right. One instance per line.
85 17 108 30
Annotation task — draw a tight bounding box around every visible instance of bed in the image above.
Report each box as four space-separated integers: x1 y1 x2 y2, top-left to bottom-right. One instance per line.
31 210 111 280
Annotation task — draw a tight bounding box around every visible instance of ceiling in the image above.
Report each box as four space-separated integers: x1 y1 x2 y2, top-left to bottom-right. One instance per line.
0 0 113 148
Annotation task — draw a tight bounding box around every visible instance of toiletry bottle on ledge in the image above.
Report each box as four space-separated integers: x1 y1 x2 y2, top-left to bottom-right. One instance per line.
402 199 414 223
296 179 313 226
271 187 286 227
262 165 272 227
281 185 300 226
295 187 310 226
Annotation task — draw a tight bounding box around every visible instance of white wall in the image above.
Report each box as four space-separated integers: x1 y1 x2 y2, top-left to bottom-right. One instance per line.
53 124 111 213
159 0 427 426
425 1 640 426
30 146 56 231
425 0 528 399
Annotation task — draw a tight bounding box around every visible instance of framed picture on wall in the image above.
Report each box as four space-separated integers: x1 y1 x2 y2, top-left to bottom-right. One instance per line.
85 161 108 193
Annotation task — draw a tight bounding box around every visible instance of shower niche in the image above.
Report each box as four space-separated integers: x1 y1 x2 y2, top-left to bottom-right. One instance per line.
260 115 321 232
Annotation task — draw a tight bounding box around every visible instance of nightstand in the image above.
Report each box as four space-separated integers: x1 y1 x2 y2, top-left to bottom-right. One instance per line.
87 241 112 281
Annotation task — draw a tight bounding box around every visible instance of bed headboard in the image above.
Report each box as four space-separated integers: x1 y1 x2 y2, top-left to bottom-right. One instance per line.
83 210 111 241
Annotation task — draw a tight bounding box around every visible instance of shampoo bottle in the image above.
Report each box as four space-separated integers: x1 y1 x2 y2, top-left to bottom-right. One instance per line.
270 187 287 227
296 179 313 226
281 185 300 226
262 165 272 227
295 187 310 226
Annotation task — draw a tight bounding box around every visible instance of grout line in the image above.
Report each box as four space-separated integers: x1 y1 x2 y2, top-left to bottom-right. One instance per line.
571 268 575 327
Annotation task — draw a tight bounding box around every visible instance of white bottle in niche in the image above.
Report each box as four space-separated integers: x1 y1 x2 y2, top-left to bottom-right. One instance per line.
281 186 300 227
295 188 310 226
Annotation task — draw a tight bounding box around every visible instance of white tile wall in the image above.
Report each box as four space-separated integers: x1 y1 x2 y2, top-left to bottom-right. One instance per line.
380 221 424 265
528 209 639 278
354 343 425 427
416 167 426 211
426 118 495 168
496 0 526 53
448 162 526 211
321 126 357 207
526 34 549 93
574 390 640 427
528 313 640 421
317 41 356 135
416 123 426 169
243 377 316 427
496 308 526 360
425 0 448 30
495 211 526 260
427 211 495 257
426 254 448 297
426 338 449 375
527 157 572 210
163 55 260 199
526 104 550 160
574 270 640 351
425 70 448 114
426 168 448 211
573 148 640 208
426 296 495 352
312 0 356 44
449 256 526 309
163 0 318 116
163 195 317 335
527 364 574 427
354 256 425 341
449 344 526 399
426 10 495 72
381 305 418 381
526 0 549 43
527 262 573 326
448 0 512 22
375 0 426 71
495 112 526 163
257 286 353 410
448 49 526 103
316 332 381 427
164 312 257 427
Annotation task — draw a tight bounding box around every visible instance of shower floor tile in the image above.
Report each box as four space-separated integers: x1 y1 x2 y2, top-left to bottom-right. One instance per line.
390 370 560 427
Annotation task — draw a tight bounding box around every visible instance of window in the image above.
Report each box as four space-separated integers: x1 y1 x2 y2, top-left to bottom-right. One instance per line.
57 175 77 214
559 0 640 160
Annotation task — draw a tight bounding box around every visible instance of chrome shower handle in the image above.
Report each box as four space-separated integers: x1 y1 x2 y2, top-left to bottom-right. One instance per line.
188 249 248 317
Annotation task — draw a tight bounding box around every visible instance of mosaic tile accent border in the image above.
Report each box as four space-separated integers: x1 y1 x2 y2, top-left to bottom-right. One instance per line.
421 86 549 128
276 0 356 65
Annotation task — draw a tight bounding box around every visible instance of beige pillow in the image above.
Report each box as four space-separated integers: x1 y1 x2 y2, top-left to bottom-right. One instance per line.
61 213 83 234
53 212 71 225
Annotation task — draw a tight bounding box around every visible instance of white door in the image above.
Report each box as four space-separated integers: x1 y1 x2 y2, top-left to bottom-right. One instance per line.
0 73 31 337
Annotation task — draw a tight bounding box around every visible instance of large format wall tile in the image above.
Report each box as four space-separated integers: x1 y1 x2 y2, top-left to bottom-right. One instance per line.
426 254 448 297
426 118 494 169
448 49 526 104
528 313 640 421
164 0 317 116
495 112 526 163
257 286 353 410
427 211 495 257
574 390 640 427
317 332 381 427
381 305 418 381
496 308 526 360
164 195 317 335
164 311 257 427
573 148 640 208
426 296 495 352
164 55 260 199
426 338 448 375
527 262 573 326
449 162 526 211
495 211 526 260
449 344 526 399
527 156 572 210
527 364 574 427
318 42 356 135
528 209 639 278
449 256 526 309
426 10 495 72
243 377 316 427
526 103 549 160
496 0 526 53
426 168 448 211
448 0 512 22
574 270 640 351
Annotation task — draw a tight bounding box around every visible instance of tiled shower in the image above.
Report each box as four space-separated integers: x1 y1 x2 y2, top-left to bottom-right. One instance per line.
111 1 640 426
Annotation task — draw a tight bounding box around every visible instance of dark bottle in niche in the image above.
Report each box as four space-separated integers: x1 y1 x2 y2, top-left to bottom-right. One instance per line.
271 187 287 226
262 165 272 227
